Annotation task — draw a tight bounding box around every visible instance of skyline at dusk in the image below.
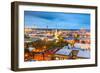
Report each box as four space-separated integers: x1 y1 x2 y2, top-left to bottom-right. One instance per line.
24 11 90 29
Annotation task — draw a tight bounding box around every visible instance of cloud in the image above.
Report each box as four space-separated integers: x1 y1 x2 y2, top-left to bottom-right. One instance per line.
24 11 90 29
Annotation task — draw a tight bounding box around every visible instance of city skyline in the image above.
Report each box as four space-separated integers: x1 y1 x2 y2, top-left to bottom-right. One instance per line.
24 11 90 29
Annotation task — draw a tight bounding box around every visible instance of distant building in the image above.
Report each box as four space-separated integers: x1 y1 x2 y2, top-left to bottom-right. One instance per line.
25 28 33 34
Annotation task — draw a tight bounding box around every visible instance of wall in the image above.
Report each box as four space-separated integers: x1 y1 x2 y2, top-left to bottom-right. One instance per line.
0 0 99 73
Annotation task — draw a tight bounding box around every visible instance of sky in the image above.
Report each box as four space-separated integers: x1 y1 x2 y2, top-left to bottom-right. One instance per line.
24 11 90 29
